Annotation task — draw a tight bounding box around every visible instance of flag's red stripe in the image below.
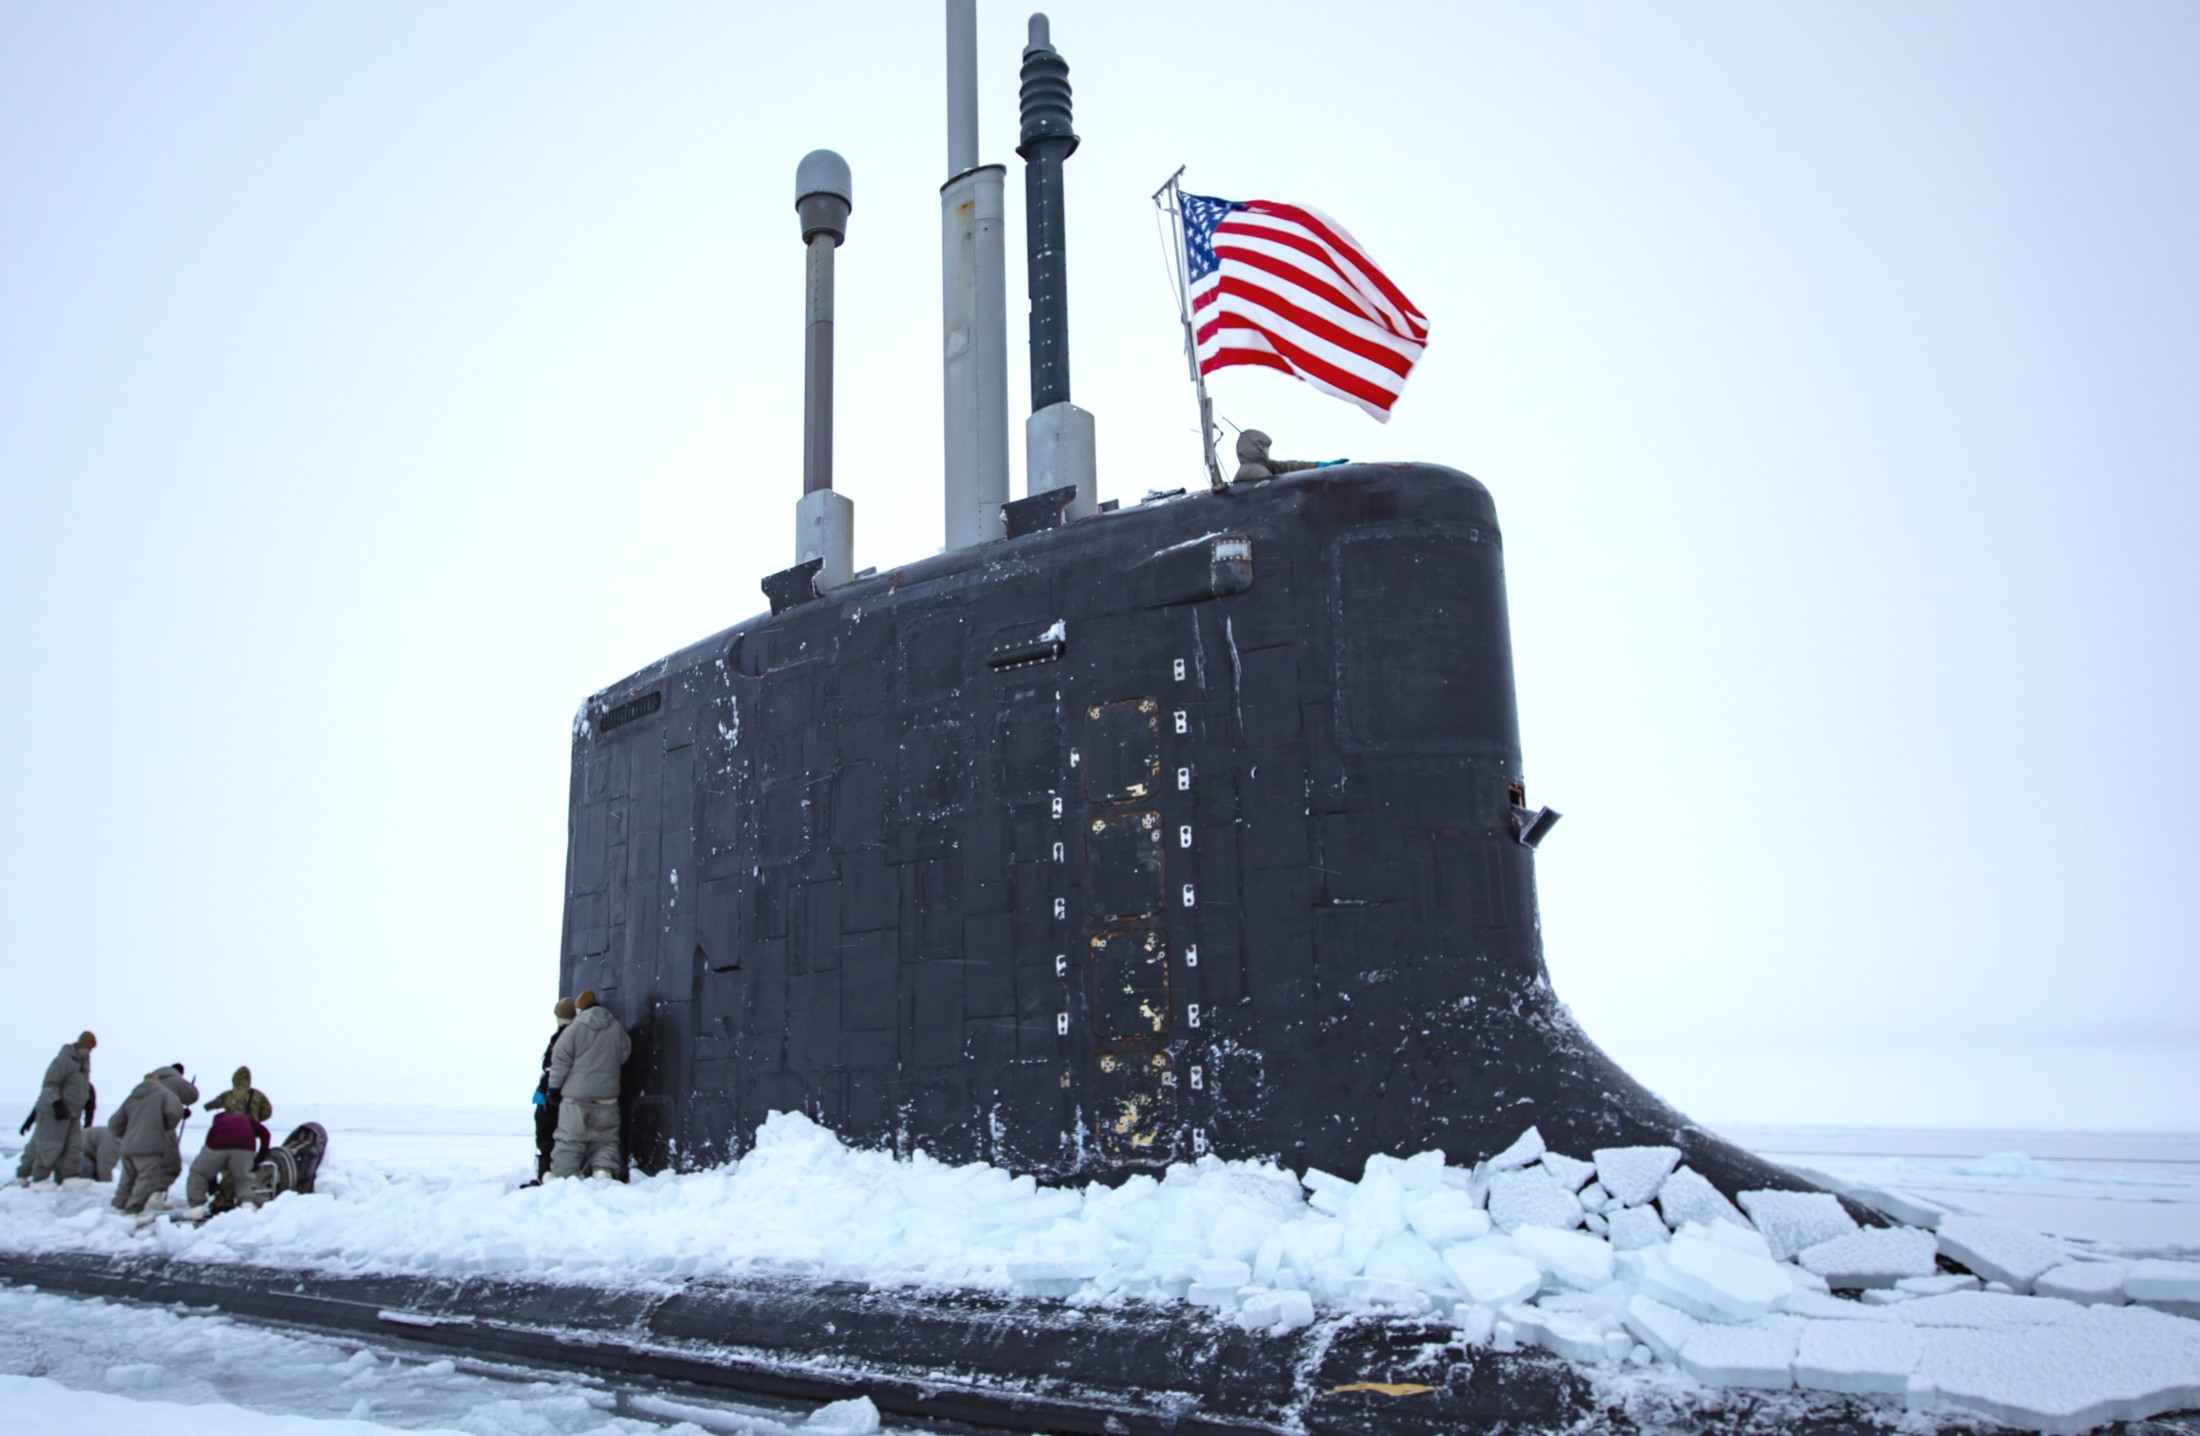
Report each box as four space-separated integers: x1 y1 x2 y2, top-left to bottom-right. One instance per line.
1240 201 1427 337
1214 222 1390 330
1198 347 1294 379
1195 313 1402 412
1208 239 1406 347
1203 272 1418 378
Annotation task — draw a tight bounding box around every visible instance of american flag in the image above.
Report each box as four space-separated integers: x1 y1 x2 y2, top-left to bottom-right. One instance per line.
1180 191 1428 422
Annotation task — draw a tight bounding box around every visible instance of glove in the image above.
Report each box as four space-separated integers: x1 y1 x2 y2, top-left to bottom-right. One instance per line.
546 1088 561 1104
1316 458 1348 468
16 1112 30 1137
49 1100 68 1123
531 1091 546 1107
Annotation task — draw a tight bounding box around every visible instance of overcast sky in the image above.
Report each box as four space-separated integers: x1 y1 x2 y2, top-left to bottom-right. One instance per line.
4 3 2195 1135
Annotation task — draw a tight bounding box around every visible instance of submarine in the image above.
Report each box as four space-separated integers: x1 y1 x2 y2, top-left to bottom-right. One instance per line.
556 8 1815 1208
4 11 1886 1433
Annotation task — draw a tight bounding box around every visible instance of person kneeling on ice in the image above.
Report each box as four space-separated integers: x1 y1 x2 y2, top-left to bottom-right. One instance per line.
110 1063 199 1215
525 996 577 1187
13 1030 97 1188
181 1103 271 1219
203 1065 271 1123
546 988 628 1179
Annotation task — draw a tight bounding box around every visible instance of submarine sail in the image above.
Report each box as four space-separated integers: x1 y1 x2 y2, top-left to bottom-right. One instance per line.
556 10 1811 1203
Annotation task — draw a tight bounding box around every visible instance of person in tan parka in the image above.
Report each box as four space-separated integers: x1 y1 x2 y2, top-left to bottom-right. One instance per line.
110 1064 200 1214
17 1032 96 1187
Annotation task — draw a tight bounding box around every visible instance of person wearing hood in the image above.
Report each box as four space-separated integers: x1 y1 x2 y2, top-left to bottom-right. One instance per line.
203 1067 272 1123
525 997 577 1186
16 1032 97 1188
546 989 629 1179
182 1099 272 1220
1226 429 1342 487
109 1064 200 1215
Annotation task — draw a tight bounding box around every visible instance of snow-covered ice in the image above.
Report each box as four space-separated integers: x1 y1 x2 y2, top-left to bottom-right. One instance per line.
1656 1164 1745 1230
1935 1213 2068 1293
1486 1166 1582 1232
1797 1225 1940 1287
1737 1188 1855 1261
1791 1318 1923 1394
4 1110 2199 1434
1592 1145 1679 1207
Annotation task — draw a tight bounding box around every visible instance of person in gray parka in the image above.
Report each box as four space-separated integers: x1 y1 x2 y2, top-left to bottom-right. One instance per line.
1229 429 1329 485
547 989 630 1179
110 1064 200 1214
17 1032 96 1186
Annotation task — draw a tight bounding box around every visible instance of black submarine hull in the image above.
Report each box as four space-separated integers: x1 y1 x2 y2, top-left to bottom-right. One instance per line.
562 462 1808 1198
3 1248 1948 1436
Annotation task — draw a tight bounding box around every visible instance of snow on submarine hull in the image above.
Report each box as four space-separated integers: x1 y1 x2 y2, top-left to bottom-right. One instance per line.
560 461 1816 1202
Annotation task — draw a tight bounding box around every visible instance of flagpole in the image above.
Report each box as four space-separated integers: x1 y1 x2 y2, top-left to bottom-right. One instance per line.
1152 169 1226 491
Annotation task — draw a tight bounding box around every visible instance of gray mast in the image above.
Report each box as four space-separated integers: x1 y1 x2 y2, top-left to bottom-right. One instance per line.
794 149 854 588
1018 13 1095 517
940 0 1010 550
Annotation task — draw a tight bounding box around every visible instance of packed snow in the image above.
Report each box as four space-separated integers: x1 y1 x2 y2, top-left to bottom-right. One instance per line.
6 1113 2200 1433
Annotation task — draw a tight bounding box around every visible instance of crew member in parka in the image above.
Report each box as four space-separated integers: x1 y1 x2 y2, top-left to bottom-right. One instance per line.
16 1031 97 1187
183 1100 271 1219
16 1078 99 1183
110 1063 201 1215
546 989 630 1179
528 997 577 1186
1229 429 1323 485
203 1066 272 1123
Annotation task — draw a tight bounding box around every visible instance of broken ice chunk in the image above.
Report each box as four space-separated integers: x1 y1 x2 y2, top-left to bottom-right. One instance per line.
2125 1259 2200 1306
1638 1227 1796 1322
1486 1126 1546 1173
1792 1317 1922 1395
1677 1314 1802 1389
1656 1165 1744 1231
1913 1303 2200 1433
1535 1306 1620 1365
1896 1273 1980 1296
1443 1238 1543 1307
1577 1180 1610 1213
1623 1292 1698 1364
1845 1183 1950 1230
1453 1302 1497 1347
1487 1167 1583 1233
1798 1226 1939 1289
1593 1145 1681 1207
1404 1188 1490 1245
1890 1291 2082 1328
1536 1152 1596 1192
1512 1224 1615 1291
1935 1215 2066 1294
1605 1205 1669 1252
1738 1189 1858 1262
2034 1261 2130 1307
805 1397 882 1435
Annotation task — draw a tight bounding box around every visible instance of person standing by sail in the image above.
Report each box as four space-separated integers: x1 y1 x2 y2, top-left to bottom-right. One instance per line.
546 990 628 1179
525 997 577 1187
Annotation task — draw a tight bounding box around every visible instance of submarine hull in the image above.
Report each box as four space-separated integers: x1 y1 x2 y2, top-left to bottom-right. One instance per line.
561 463 1805 1197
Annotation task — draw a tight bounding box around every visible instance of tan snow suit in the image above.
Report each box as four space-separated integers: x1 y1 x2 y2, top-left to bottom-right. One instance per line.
26 1042 93 1183
110 1068 199 1213
548 999 630 1178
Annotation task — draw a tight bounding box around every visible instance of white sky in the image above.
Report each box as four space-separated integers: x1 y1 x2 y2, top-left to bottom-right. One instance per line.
3 3 2196 1132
